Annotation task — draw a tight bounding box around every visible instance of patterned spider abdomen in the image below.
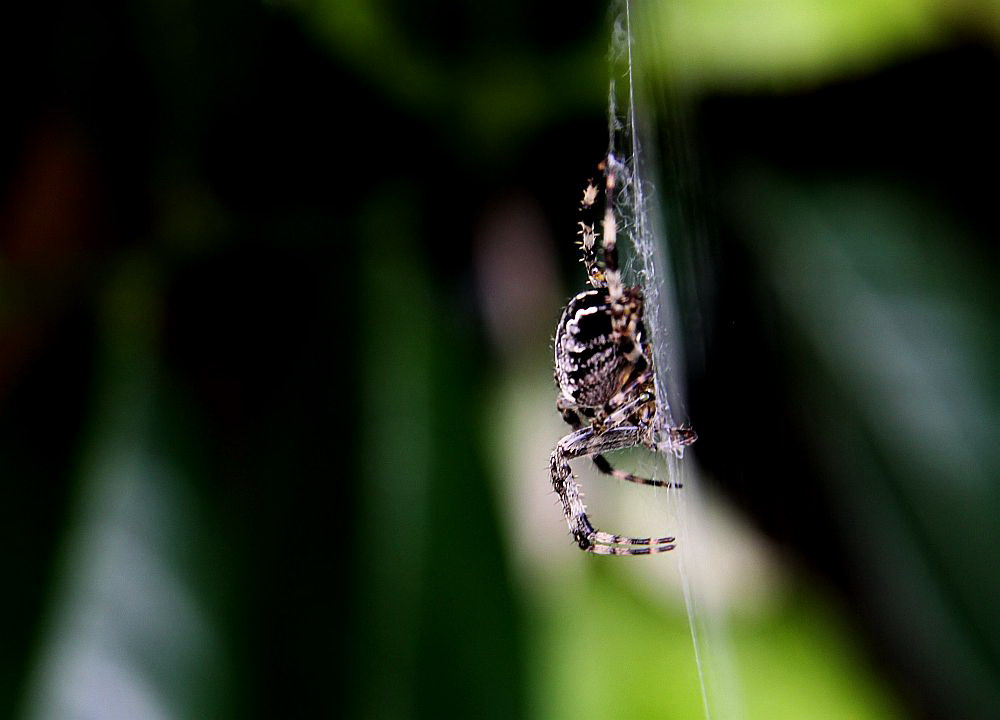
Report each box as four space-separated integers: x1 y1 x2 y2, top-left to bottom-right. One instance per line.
554 289 637 409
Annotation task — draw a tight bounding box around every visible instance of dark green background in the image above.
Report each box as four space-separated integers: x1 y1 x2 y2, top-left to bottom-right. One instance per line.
2 1 998 718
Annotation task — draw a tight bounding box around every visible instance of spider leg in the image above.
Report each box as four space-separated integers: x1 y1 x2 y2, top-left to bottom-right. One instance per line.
598 389 685 489
600 160 626 334
577 177 608 289
599 155 647 370
600 365 652 421
550 425 677 555
558 394 678 489
657 425 698 455
590 454 681 489
556 395 585 430
601 367 697 458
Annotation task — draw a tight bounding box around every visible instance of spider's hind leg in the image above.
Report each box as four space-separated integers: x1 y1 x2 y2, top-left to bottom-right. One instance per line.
550 425 677 555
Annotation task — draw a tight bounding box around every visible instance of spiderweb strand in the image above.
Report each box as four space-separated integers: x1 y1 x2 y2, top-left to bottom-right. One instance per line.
606 2 744 719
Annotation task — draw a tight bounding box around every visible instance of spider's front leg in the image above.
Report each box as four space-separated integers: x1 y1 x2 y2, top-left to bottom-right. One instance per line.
550 425 676 555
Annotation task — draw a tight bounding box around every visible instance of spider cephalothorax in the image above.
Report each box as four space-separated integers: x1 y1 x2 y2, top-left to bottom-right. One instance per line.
550 155 696 555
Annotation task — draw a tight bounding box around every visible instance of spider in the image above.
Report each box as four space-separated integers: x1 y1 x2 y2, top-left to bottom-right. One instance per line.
550 155 696 556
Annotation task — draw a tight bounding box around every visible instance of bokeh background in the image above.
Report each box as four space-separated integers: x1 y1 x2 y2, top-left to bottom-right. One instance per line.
2 1 998 718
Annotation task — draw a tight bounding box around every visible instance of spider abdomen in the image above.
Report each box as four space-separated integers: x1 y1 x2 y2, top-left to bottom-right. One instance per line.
554 289 634 408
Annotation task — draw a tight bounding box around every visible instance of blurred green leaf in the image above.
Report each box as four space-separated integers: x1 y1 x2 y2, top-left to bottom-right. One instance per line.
735 170 1000 715
18 257 233 720
531 568 902 719
636 0 1000 89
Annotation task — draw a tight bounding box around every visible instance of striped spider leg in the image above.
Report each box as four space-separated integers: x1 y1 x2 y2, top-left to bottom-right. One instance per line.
556 371 682 489
549 155 696 555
